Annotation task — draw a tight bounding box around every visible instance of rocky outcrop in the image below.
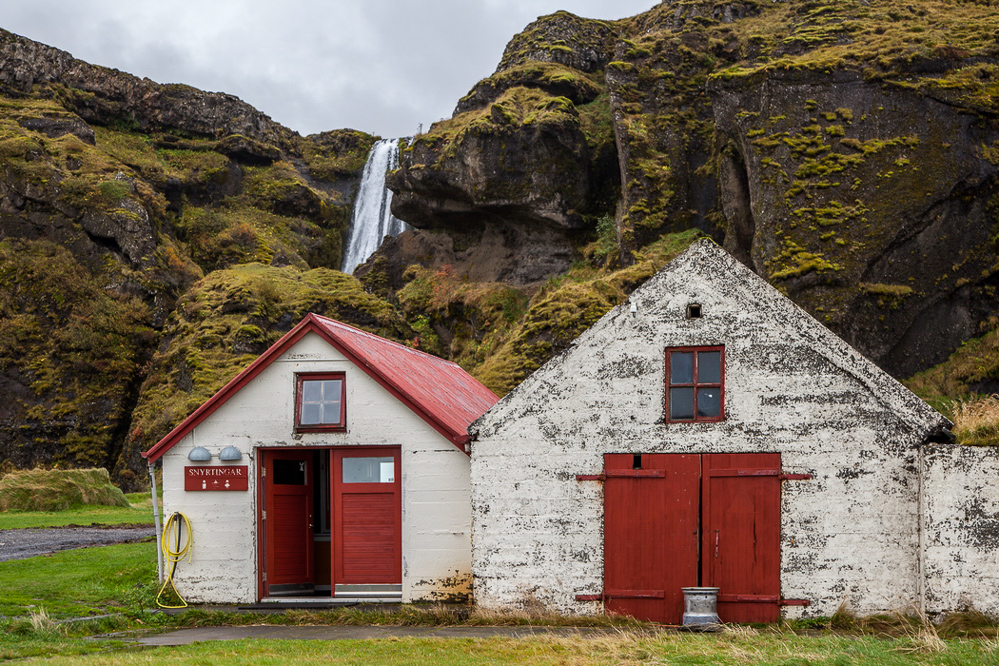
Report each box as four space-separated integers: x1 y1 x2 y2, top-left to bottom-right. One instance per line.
0 29 293 146
0 29 375 489
388 0 999 378
711 71 999 376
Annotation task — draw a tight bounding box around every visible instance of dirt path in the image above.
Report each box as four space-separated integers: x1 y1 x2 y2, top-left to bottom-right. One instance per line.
0 525 155 562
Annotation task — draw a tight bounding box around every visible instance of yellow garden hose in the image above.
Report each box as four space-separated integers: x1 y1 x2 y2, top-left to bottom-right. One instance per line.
156 512 192 609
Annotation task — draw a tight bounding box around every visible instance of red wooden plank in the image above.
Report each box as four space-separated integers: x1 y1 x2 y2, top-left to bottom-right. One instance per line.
333 448 401 586
603 453 700 624
263 450 314 590
604 589 666 599
605 469 666 478
702 453 781 623
717 594 779 603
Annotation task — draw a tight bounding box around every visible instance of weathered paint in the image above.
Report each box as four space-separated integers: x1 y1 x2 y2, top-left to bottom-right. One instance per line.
160 331 475 604
922 444 999 615
470 240 948 618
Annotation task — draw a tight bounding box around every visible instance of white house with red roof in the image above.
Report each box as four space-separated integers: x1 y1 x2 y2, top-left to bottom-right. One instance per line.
143 313 498 605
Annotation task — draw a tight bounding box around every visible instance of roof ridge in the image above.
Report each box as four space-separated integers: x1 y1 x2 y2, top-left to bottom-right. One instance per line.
309 313 461 368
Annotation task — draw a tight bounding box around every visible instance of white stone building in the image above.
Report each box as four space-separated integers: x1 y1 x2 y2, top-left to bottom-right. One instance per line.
469 239 967 623
143 313 498 604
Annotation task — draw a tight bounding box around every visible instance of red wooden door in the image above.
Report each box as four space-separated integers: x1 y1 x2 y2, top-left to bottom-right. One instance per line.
332 448 401 586
603 454 700 624
263 449 314 595
601 453 781 623
701 453 781 623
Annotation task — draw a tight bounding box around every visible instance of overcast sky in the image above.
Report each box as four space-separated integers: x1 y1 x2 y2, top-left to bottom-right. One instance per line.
4 1 656 139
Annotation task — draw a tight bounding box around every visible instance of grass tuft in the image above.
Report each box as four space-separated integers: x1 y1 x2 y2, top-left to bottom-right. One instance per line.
0 468 130 512
950 395 999 446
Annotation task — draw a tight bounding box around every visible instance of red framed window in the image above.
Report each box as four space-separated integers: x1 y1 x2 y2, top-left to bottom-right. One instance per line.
295 373 346 431
666 346 724 422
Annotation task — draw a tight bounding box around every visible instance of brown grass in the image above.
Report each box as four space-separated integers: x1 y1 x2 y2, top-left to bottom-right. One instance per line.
950 394 999 446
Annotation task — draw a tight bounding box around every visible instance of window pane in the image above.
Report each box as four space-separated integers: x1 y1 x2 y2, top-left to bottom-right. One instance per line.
321 379 341 400
671 352 694 384
670 387 694 420
302 380 322 402
274 459 306 485
318 398 341 424
301 403 321 425
697 387 721 417
343 456 395 483
698 351 721 384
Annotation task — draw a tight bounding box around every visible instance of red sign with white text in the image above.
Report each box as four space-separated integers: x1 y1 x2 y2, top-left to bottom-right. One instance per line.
185 465 249 491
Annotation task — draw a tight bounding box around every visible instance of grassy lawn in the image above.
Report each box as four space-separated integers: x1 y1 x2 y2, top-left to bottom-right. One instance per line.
0 541 157 618
0 493 155 529
1 501 998 663
21 632 999 665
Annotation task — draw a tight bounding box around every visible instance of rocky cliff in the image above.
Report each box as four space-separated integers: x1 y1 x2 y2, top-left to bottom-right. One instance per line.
0 28 382 487
387 0 999 382
5 0 999 488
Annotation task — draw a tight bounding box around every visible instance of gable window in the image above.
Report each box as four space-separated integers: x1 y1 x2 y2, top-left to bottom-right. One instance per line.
666 346 724 422
295 373 346 431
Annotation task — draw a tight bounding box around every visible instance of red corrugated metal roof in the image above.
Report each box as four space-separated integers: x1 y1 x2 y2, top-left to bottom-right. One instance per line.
143 313 498 462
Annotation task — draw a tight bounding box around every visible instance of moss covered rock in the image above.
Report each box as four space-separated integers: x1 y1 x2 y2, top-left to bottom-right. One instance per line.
121 264 413 472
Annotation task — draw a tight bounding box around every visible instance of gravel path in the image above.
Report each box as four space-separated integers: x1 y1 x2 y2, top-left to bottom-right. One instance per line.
0 525 155 562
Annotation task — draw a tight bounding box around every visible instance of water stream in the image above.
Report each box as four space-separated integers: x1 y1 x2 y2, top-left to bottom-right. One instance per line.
341 138 409 275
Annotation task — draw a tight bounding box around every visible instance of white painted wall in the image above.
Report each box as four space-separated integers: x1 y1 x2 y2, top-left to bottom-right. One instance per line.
160 331 472 604
470 241 945 618
922 445 999 616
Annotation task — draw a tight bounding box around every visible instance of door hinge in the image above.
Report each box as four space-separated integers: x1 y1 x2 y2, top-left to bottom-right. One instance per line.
576 474 605 481
262 572 267 582
262 510 266 521
261 466 266 477
779 473 812 481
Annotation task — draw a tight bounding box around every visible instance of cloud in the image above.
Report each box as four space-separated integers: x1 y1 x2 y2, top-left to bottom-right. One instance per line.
3 0 656 138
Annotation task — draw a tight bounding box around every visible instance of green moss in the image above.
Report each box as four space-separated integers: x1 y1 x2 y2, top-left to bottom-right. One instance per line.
906 320 999 404
125 264 411 457
767 240 844 281
0 239 154 469
297 129 376 181
474 230 703 395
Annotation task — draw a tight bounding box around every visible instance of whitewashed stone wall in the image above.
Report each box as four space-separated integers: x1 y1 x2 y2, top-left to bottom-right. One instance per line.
160 331 472 604
470 240 946 618
922 444 999 615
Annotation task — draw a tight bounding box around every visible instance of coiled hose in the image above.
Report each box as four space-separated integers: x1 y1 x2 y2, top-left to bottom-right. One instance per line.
156 511 192 608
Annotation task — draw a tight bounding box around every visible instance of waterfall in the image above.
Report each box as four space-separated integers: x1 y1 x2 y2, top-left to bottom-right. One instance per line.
341 138 409 275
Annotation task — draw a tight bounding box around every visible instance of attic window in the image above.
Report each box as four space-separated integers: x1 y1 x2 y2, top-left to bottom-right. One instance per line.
665 346 724 422
295 373 346 431
687 303 702 319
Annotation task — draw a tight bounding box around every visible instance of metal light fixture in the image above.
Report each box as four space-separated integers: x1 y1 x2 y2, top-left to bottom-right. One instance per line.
219 445 243 462
188 446 211 462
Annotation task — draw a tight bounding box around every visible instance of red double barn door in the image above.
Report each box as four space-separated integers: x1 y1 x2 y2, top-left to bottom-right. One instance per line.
603 453 780 624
